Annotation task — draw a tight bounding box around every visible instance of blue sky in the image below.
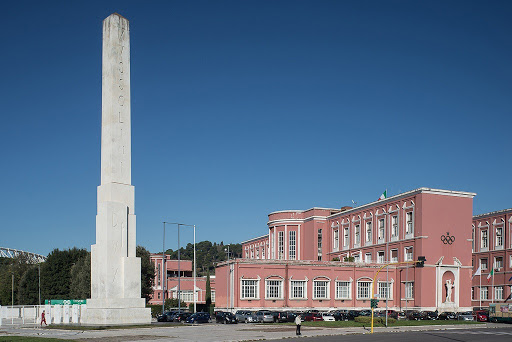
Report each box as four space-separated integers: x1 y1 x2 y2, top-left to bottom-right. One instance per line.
1 1 511 256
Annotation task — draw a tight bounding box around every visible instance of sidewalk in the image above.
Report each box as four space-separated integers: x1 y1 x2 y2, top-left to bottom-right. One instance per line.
0 322 502 342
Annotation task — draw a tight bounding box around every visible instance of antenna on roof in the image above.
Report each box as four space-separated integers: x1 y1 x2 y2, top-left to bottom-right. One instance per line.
351 200 357 207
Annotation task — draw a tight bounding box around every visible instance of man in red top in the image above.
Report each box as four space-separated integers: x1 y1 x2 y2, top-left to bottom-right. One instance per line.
41 310 47 326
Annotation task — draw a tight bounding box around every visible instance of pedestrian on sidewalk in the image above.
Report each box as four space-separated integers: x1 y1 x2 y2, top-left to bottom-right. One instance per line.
295 314 302 335
41 310 47 326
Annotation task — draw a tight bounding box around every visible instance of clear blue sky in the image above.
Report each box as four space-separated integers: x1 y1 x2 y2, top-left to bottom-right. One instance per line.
1 1 510 256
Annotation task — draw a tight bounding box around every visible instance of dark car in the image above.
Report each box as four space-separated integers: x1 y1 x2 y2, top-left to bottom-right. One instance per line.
346 310 361 320
332 310 348 321
156 311 174 322
304 313 323 321
359 310 372 317
475 310 489 322
185 312 211 324
276 311 297 323
173 312 191 322
405 310 423 320
438 311 457 320
216 311 237 324
422 311 438 320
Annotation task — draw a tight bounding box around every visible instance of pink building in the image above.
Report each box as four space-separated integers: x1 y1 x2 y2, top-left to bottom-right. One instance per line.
149 254 216 306
217 188 476 312
471 208 512 307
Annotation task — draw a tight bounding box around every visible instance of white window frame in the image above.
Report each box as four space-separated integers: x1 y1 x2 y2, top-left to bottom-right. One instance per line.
333 229 339 251
404 281 414 299
495 286 504 300
241 279 260 300
378 281 392 299
391 215 399 240
211 290 216 303
357 280 372 299
404 246 413 261
289 231 296 260
278 231 284 260
496 226 503 249
390 249 398 263
335 281 352 300
290 279 307 300
495 256 503 270
365 252 372 263
354 224 360 247
313 279 330 300
378 218 385 241
405 211 414 236
365 221 372 245
480 286 488 300
480 258 488 270
481 229 488 251
377 251 385 263
265 278 283 300
343 226 349 248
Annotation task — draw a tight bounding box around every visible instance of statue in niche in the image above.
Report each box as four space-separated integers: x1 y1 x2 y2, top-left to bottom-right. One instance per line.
445 279 455 303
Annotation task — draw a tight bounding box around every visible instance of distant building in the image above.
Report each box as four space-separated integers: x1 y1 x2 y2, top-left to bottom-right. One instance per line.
471 208 512 307
149 254 216 307
217 187 480 312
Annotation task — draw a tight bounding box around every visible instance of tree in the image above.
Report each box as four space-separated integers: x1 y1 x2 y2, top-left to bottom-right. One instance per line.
137 245 155 303
69 253 91 299
0 254 32 305
205 270 212 311
164 298 186 310
17 265 39 305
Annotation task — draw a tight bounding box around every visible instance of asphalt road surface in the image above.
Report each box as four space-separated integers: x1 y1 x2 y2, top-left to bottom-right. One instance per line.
286 327 512 342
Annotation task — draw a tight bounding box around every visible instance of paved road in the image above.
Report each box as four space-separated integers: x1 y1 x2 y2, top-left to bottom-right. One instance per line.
1 322 511 341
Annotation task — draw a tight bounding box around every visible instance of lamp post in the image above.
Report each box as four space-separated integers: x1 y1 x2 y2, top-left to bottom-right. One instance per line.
163 222 196 313
224 246 231 312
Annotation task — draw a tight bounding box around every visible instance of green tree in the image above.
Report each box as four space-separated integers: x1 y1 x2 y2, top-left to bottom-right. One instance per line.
69 253 91 299
164 298 186 310
205 270 212 311
17 265 40 305
137 245 155 303
0 254 33 305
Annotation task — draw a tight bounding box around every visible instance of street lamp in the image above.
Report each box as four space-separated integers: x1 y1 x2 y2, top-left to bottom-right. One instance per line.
224 246 231 312
162 222 197 313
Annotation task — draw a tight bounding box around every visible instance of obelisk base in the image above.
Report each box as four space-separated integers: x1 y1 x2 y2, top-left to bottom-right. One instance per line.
83 298 151 325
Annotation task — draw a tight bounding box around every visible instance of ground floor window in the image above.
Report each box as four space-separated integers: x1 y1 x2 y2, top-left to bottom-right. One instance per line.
290 280 306 299
357 281 371 299
241 279 259 299
480 287 488 300
336 281 351 299
266 279 283 299
313 280 329 299
378 282 392 299
495 286 503 300
405 282 414 299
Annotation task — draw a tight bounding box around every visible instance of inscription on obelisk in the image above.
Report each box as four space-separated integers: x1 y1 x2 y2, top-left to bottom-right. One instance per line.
84 13 151 325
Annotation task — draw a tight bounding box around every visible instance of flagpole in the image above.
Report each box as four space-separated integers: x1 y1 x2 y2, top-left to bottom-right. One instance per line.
492 267 495 304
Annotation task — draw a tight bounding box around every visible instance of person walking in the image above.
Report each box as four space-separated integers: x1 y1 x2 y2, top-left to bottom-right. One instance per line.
41 310 47 326
295 314 302 335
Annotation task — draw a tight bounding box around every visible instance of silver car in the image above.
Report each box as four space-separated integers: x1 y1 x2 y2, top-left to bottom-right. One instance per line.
255 310 274 323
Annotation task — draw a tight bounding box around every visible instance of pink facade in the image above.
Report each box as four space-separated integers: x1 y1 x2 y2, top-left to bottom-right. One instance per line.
224 188 477 312
149 254 216 306
471 209 512 306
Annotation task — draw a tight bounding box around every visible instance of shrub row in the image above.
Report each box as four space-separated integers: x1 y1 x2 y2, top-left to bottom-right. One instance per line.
354 316 397 324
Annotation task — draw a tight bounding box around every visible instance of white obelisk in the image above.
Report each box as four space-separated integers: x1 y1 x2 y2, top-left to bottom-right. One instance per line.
84 13 151 325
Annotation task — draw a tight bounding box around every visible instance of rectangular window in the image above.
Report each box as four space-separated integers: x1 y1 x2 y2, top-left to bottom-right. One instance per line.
262 246 265 259
256 249 259 259
211 290 216 303
313 280 328 299
290 280 306 299
392 215 398 237
271 233 274 259
241 279 258 299
354 253 361 263
496 227 503 248
366 222 372 244
406 212 413 235
405 282 414 299
157 264 161 286
317 229 323 260
404 247 413 261
495 256 503 270
495 286 504 300
357 281 371 299
333 230 339 251
336 281 351 299
251 248 254 259
355 225 360 245
266 280 282 299
378 282 391 299
278 231 284 260
481 258 488 270
481 230 488 249
377 251 385 263
365 252 372 263
343 227 349 247
178 290 195 302
391 249 398 263
289 231 296 260
480 287 488 300
378 218 385 240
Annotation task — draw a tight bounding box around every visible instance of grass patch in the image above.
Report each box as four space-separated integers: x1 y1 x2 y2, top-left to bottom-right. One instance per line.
0 338 75 342
283 320 484 328
44 323 158 330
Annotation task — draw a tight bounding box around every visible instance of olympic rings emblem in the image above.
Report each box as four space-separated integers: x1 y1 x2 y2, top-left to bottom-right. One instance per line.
441 233 455 245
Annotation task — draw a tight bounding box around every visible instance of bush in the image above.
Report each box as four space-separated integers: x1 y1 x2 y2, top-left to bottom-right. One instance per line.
354 316 396 324
148 304 164 318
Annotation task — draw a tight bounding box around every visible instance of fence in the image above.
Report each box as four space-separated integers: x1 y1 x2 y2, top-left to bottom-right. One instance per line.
0 304 85 326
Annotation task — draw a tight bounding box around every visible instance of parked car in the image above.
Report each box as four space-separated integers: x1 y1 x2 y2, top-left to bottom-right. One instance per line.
235 310 253 323
457 311 475 321
346 310 361 320
386 310 399 319
173 312 191 322
373 310 386 317
438 311 457 320
397 311 407 320
359 310 372 317
321 312 335 321
276 311 297 323
405 310 423 320
185 312 211 324
304 312 323 321
422 311 438 320
156 311 174 322
474 310 489 322
255 310 275 323
216 311 237 324
331 310 348 321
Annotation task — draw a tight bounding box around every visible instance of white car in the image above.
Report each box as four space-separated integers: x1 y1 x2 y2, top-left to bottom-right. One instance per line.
321 312 335 321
